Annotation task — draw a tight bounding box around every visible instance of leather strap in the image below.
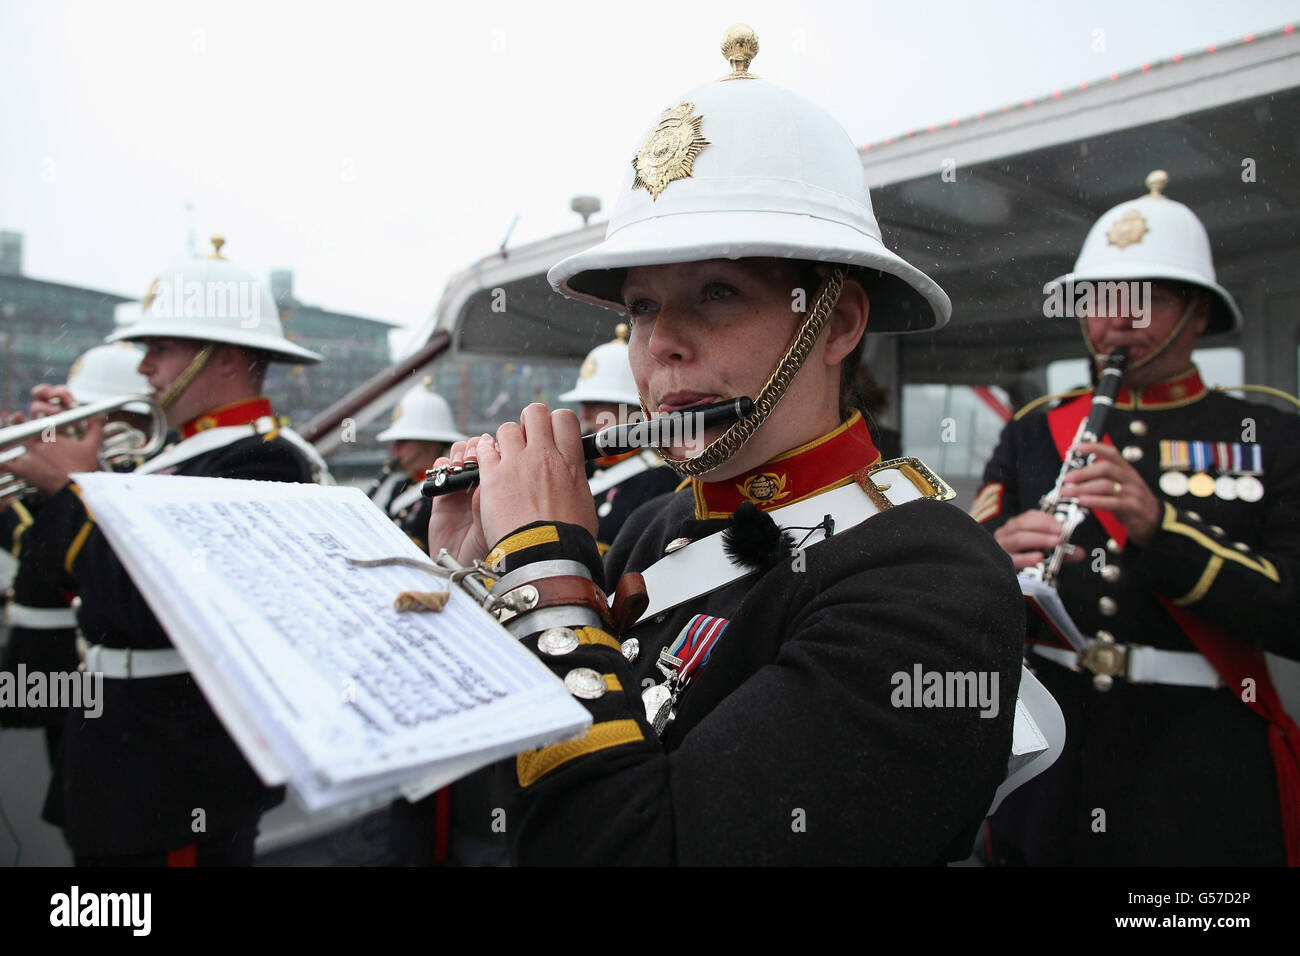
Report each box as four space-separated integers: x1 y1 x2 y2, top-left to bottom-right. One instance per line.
611 572 648 634
501 576 614 631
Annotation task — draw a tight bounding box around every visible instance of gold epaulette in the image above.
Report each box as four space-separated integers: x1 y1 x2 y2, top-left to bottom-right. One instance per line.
1013 387 1092 421
1212 385 1300 410
863 456 956 506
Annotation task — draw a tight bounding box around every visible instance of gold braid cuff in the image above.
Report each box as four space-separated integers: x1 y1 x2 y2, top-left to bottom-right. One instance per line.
156 343 216 410
654 266 846 478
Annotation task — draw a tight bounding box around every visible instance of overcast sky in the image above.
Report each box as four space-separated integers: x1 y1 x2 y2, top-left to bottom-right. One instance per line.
3 0 1298 351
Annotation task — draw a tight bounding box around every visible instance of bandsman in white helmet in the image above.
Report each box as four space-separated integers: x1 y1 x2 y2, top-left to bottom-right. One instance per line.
561 324 681 553
0 342 156 771
977 172 1300 866
370 377 466 553
2 235 332 866
426 27 1050 865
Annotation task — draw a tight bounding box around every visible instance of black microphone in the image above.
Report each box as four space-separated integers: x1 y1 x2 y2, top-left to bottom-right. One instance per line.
422 397 754 498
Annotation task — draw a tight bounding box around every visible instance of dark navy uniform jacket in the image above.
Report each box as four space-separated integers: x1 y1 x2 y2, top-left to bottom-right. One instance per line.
487 414 1025 865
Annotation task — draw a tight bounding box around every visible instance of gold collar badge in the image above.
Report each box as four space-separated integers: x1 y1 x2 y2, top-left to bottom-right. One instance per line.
738 471 789 504
632 102 710 201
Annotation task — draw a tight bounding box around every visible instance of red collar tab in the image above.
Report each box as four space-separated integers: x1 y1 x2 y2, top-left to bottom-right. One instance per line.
1116 367 1206 410
180 397 273 440
594 449 641 469
692 411 880 519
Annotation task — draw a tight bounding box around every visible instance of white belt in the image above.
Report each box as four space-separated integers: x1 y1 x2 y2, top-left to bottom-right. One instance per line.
5 603 78 630
1030 641 1222 689
80 644 189 679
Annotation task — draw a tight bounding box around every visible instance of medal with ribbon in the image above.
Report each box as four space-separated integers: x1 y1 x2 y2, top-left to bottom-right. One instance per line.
641 614 729 735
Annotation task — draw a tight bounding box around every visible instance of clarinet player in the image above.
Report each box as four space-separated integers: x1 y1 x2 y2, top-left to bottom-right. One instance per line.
976 171 1300 866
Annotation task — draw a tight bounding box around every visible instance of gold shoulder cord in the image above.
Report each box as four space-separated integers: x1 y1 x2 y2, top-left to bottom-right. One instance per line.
655 267 846 477
1213 385 1300 410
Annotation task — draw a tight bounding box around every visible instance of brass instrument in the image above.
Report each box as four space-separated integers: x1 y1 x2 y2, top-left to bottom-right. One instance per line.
0 395 168 504
1021 348 1130 587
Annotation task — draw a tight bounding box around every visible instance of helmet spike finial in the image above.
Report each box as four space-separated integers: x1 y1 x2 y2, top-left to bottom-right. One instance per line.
721 25 759 80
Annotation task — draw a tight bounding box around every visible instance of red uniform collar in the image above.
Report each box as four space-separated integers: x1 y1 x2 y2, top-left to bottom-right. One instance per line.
1115 366 1206 410
692 411 881 519
593 449 641 469
180 397 274 440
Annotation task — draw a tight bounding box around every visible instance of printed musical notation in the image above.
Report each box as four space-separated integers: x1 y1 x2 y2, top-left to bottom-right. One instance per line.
73 472 590 811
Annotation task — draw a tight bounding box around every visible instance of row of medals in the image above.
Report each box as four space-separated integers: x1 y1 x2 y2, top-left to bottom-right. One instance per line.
1157 470 1263 502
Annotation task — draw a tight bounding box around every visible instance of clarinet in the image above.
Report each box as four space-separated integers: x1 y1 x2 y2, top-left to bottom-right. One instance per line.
1021 347 1130 588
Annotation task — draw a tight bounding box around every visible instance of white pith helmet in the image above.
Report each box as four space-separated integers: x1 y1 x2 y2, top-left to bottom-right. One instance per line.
548 25 950 334
67 343 151 413
107 235 323 363
1050 170 1242 335
378 377 467 443
559 323 641 406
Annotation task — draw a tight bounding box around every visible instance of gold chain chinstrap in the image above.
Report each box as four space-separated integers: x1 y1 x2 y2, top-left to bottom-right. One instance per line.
656 266 847 477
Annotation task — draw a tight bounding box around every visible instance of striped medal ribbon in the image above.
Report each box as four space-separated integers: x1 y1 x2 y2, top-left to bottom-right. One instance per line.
641 614 730 736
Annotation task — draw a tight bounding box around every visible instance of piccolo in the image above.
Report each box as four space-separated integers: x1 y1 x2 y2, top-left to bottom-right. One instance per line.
422 397 754 498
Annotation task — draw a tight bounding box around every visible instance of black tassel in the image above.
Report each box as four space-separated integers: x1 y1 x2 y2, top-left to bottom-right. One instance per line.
722 502 796 572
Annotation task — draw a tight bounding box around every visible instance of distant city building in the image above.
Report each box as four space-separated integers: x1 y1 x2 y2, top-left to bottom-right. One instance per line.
0 232 129 411
264 269 397 481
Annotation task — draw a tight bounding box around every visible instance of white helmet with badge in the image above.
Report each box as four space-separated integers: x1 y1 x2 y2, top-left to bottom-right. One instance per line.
67 342 151 413
550 27 949 334
548 25 949 476
1052 170 1242 336
378 377 467 444
107 235 322 364
559 324 641 406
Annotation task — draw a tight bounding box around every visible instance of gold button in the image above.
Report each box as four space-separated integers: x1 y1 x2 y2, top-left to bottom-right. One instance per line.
1122 445 1144 462
1209 525 1225 536
1129 420 1148 436
1234 542 1251 552
1106 537 1120 554
1185 511 1201 522
1170 384 1186 399
1101 564 1121 582
1098 596 1119 616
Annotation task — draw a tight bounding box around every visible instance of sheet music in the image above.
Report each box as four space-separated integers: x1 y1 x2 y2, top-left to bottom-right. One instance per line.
1018 575 1087 652
73 473 591 810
